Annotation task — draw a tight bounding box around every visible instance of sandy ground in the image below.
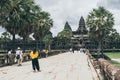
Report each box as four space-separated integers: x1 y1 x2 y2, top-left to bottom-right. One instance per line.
0 51 99 80
112 59 120 63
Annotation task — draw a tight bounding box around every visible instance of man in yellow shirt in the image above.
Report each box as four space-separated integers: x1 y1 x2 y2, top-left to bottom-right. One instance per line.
30 48 40 72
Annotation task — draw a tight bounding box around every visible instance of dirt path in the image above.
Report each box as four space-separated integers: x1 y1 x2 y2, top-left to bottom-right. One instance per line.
112 59 120 63
0 51 99 80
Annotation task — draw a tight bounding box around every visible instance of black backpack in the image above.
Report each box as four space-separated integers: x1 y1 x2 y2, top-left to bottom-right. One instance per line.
16 54 20 59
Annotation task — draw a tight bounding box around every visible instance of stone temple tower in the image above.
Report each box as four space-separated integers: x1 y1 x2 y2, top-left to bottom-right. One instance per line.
72 16 88 49
77 16 88 34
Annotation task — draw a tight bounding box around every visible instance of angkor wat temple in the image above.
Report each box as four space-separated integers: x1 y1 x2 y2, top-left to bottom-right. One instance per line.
71 16 89 49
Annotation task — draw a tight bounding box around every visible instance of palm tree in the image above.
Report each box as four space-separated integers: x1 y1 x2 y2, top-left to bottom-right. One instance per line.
1 0 37 50
18 5 41 41
1 32 11 41
86 7 114 55
2 0 34 41
33 11 53 49
0 0 11 25
0 32 11 49
43 31 53 51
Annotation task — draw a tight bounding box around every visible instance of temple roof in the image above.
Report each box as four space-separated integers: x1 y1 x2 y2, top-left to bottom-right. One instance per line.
73 16 88 35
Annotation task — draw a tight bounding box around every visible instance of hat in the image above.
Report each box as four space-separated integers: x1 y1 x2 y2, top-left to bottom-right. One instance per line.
17 47 20 50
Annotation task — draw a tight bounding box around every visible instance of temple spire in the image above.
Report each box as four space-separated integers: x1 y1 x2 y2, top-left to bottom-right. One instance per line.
77 16 88 34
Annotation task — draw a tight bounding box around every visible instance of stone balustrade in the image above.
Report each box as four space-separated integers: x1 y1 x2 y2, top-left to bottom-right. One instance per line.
88 52 120 80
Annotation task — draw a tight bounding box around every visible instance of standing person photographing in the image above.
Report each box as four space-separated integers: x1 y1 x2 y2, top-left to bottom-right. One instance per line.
30 48 41 72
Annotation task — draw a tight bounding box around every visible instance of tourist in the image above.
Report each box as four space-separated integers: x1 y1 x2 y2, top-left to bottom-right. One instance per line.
70 48 72 53
45 49 48 57
16 47 23 66
72 47 74 53
7 49 12 65
42 49 46 57
30 48 40 72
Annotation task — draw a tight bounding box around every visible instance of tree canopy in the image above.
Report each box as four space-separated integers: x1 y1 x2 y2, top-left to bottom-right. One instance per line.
57 21 72 39
86 6 114 54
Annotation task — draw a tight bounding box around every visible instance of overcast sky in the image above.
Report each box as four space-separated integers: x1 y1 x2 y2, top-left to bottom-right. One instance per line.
0 0 120 37
35 0 120 37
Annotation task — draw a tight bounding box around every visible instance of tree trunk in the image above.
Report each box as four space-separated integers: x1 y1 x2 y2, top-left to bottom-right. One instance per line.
37 40 42 50
97 40 102 55
48 44 51 51
44 43 47 49
23 37 27 53
12 34 15 42
36 40 39 50
12 34 16 52
101 40 104 58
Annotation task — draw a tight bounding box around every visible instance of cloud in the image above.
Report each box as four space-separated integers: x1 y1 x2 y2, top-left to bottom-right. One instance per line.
97 0 120 34
97 0 120 9
1 0 120 37
35 0 98 36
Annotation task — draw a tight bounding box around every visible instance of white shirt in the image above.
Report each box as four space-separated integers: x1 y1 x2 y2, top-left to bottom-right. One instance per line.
8 51 11 55
16 50 23 59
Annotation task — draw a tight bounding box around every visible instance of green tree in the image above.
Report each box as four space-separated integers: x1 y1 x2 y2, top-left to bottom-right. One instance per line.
18 5 41 41
57 22 72 48
0 0 11 25
86 7 114 54
57 29 72 39
1 0 35 42
58 22 72 39
43 31 53 51
0 32 11 49
109 29 120 42
33 11 53 49
0 0 37 49
33 12 53 40
105 29 120 49
1 32 11 42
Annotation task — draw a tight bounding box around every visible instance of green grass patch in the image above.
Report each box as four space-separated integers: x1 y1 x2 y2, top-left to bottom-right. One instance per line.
104 52 120 59
108 60 120 68
105 52 120 68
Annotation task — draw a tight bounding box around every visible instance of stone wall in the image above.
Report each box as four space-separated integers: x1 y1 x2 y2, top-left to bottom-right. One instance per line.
88 52 120 80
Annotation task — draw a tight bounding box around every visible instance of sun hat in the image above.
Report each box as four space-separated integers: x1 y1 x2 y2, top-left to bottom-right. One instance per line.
17 47 20 50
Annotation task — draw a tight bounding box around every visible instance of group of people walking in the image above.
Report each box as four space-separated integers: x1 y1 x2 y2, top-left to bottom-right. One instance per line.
69 47 88 54
7 47 24 66
7 47 42 72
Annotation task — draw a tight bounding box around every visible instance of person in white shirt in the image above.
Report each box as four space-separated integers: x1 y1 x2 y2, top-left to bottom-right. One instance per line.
70 48 72 53
16 47 23 66
7 50 12 65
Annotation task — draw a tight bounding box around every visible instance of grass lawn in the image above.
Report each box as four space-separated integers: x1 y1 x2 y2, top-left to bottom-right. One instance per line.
108 60 120 68
104 52 120 59
105 52 120 68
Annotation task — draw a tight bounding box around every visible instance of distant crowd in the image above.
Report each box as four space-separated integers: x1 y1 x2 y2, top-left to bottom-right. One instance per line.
69 47 89 54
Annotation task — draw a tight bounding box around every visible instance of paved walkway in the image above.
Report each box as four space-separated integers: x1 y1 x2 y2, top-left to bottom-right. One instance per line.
0 51 99 80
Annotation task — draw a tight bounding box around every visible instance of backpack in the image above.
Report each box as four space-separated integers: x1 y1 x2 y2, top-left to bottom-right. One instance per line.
16 55 20 59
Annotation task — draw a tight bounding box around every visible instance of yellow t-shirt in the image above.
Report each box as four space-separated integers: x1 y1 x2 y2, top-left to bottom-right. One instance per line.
45 50 48 54
30 51 39 59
